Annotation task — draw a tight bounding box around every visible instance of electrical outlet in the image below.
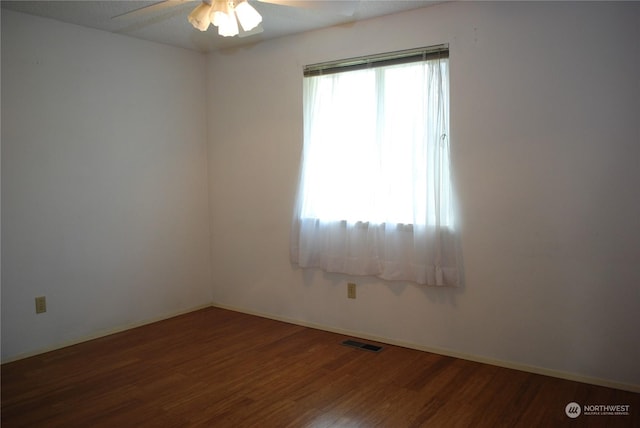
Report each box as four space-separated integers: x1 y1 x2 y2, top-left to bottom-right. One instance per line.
35 296 47 314
347 283 356 299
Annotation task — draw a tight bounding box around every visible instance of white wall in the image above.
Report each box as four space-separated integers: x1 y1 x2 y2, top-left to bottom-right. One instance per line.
207 1 640 389
1 10 212 360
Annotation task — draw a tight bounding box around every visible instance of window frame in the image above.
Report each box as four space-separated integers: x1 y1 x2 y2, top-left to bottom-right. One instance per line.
300 45 452 228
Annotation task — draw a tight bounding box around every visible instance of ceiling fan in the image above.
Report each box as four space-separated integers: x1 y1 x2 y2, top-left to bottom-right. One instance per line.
113 0 358 39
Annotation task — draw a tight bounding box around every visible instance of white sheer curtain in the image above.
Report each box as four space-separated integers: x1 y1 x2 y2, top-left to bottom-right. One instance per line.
291 57 461 286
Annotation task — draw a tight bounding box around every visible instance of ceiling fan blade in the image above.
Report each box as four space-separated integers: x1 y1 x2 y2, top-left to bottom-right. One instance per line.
112 0 194 20
257 0 358 16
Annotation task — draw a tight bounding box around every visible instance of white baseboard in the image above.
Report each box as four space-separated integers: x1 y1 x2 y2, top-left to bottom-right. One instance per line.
211 302 640 394
6 301 638 394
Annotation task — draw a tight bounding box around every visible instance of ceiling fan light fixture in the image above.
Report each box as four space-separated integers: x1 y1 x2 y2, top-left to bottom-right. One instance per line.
188 2 213 32
218 15 239 37
210 0 228 27
211 0 238 37
235 0 262 32
189 0 261 38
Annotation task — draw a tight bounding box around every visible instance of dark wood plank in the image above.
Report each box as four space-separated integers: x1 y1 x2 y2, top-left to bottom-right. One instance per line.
2 307 638 427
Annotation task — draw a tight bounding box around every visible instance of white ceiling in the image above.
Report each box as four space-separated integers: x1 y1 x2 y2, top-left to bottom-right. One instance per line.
2 0 441 52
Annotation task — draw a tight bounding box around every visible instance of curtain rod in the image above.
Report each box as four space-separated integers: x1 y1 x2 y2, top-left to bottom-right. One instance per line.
304 44 449 77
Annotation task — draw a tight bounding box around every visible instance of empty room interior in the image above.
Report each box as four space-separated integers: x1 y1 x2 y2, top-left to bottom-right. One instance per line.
2 0 639 426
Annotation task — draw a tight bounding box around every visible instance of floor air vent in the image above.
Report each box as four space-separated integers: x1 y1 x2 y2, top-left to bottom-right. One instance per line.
341 339 383 353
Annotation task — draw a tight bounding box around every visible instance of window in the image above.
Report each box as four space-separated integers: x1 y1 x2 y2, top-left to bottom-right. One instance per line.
290 46 461 286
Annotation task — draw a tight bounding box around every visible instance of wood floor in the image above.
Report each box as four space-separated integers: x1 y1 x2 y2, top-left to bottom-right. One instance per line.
2 307 638 427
